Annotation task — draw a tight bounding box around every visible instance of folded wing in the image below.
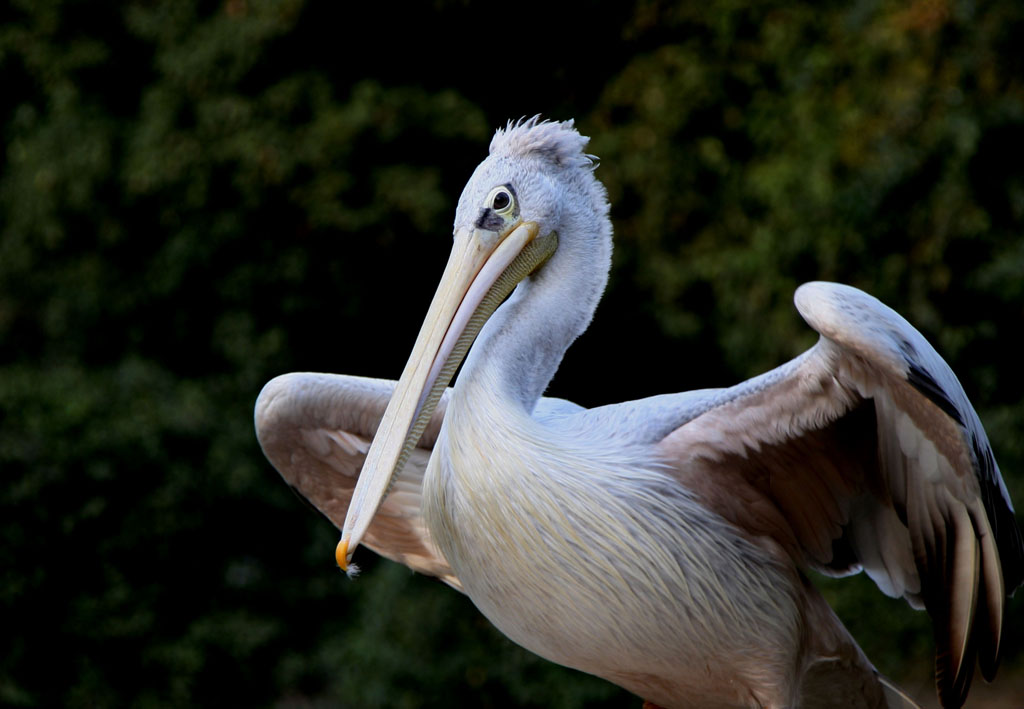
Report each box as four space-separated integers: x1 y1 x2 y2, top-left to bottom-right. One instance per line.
255 372 461 590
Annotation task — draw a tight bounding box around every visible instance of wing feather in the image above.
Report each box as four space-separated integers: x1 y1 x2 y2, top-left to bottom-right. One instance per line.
655 282 1023 707
255 372 461 590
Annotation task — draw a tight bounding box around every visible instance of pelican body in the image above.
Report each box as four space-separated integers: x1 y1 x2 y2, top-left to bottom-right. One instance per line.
256 119 1024 708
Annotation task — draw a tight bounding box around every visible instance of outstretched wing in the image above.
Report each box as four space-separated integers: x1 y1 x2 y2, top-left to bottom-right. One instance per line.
655 282 1024 708
255 372 461 590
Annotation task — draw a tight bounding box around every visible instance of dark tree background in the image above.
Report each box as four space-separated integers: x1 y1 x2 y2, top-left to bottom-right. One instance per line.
2 0 1023 706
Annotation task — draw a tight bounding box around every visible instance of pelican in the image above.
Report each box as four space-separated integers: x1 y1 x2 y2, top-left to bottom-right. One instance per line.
255 118 1023 708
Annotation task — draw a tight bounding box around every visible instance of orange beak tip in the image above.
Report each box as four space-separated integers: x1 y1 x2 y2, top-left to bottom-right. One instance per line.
334 538 361 578
335 538 349 571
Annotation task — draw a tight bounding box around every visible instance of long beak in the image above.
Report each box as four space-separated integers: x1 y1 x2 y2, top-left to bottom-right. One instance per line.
337 221 557 570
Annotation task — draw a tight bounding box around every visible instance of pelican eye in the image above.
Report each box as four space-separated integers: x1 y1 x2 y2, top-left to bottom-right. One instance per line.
488 186 515 214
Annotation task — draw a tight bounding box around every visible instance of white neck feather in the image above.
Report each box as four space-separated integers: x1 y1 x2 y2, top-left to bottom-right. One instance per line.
457 207 612 412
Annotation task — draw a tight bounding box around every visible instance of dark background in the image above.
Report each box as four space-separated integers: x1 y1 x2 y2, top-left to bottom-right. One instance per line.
2 0 1023 706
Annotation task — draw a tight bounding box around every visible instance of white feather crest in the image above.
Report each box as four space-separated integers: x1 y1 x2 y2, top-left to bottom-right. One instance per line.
489 116 597 169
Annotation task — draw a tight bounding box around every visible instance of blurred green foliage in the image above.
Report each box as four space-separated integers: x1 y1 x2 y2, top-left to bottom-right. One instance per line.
1 0 1022 706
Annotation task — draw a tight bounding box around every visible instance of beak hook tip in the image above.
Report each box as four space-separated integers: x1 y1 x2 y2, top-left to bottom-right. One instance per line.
335 537 349 571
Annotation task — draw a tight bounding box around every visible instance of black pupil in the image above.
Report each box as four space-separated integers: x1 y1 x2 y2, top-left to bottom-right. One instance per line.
492 191 510 210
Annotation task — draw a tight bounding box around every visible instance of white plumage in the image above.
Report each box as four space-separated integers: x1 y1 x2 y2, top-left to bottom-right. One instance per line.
256 118 1023 708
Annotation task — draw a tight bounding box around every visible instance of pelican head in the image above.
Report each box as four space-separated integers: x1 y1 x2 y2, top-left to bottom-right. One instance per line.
338 118 612 567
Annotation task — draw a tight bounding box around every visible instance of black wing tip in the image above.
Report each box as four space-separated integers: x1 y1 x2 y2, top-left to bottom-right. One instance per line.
902 359 1023 582
897 332 1022 706
969 434 1024 595
935 653 974 709
905 361 965 427
926 499 1022 708
906 358 1024 595
931 590 977 709
976 598 1002 683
